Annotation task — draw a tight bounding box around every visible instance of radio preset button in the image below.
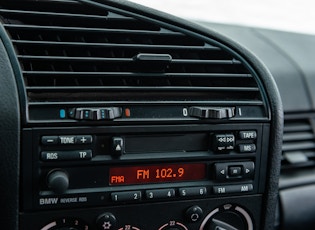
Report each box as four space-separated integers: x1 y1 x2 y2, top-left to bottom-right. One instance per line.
111 191 141 202
41 150 92 161
146 188 175 200
179 187 207 197
213 184 253 194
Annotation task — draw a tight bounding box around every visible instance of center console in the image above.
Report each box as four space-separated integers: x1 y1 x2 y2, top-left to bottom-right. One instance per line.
0 0 283 229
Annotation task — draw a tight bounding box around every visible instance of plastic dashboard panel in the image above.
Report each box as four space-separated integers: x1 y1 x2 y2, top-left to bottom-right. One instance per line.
0 0 283 230
198 22 313 113
198 22 315 230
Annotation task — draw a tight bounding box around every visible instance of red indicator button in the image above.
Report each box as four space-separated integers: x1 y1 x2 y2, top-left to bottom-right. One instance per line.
125 108 131 117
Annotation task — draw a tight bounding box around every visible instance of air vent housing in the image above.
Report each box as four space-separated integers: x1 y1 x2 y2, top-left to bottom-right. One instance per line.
282 114 315 169
0 0 268 124
0 1 283 230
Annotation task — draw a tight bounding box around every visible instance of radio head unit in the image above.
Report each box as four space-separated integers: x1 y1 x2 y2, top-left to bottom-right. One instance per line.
0 0 283 229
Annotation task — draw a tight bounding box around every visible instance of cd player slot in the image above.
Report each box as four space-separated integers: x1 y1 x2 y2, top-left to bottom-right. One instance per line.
124 133 208 153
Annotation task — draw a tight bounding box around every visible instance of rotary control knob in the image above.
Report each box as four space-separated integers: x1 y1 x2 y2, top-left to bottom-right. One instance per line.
200 204 253 230
96 212 117 230
159 221 188 230
47 170 69 194
40 218 89 230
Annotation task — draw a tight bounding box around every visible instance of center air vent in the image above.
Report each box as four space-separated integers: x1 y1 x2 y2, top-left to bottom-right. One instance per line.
0 0 268 123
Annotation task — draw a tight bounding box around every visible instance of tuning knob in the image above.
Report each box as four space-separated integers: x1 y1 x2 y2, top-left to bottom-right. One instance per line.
41 218 89 230
47 170 69 194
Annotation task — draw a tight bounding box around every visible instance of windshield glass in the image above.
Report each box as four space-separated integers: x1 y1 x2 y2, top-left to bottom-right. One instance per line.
130 0 315 35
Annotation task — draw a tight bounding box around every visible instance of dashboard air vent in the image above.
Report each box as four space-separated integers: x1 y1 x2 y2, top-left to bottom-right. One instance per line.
0 0 268 123
282 114 315 170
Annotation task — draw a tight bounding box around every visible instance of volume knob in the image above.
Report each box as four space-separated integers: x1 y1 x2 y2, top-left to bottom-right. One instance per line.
47 170 69 194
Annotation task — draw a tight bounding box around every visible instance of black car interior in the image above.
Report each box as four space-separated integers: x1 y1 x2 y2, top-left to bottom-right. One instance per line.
8 0 315 229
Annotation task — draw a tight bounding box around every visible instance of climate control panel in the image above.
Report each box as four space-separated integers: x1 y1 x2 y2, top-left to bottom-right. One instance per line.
21 197 259 230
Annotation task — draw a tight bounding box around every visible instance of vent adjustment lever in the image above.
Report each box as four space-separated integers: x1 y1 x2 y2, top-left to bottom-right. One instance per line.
69 107 122 121
134 53 172 72
188 107 235 119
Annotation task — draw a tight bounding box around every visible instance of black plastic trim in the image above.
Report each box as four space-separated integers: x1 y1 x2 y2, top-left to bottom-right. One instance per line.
74 1 283 230
0 1 283 230
0 38 20 230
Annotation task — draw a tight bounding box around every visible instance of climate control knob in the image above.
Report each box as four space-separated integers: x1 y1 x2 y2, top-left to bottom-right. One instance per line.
200 204 253 230
185 205 203 222
159 221 188 230
40 218 89 230
96 212 117 230
47 170 69 194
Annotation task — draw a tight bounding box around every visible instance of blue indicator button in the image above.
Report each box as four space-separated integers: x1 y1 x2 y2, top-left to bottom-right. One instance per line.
59 109 66 119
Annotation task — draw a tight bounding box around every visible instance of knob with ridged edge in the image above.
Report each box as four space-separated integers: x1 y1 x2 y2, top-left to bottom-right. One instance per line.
47 170 69 194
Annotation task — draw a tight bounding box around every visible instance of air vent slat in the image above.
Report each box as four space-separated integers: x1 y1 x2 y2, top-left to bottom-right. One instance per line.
25 86 259 92
0 8 131 20
22 71 253 78
27 101 264 106
172 59 242 65
12 40 216 50
18 55 241 65
5 24 182 36
26 92 261 104
282 142 315 152
283 132 314 142
18 55 133 62
283 123 311 132
0 8 132 21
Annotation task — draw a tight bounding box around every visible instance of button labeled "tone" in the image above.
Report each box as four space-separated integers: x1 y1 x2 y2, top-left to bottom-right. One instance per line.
59 136 76 144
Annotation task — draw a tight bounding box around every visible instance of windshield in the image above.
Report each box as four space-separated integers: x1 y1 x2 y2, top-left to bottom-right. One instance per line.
130 0 315 35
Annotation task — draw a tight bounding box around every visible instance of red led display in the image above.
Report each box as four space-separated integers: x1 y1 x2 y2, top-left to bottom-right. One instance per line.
109 163 206 185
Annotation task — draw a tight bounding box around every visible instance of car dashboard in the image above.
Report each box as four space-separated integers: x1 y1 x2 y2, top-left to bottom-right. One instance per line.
198 22 315 229
5 0 315 229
